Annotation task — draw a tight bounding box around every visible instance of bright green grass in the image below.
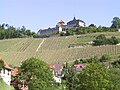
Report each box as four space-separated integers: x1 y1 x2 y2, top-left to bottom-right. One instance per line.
82 32 120 37
74 32 120 45
0 80 14 90
74 37 95 45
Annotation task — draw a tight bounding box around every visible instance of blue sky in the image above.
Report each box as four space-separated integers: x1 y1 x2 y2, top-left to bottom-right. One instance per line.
0 0 120 32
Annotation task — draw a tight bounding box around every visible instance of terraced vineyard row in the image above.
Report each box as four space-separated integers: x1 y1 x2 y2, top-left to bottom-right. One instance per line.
2 44 119 66
0 32 120 66
5 38 30 52
25 38 42 52
35 45 120 64
40 36 76 50
18 38 34 52
0 39 21 52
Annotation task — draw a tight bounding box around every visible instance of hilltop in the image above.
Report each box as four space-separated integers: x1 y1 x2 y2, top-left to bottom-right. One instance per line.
0 32 120 66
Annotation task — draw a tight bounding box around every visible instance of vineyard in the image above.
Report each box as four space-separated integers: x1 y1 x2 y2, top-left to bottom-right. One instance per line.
0 32 120 66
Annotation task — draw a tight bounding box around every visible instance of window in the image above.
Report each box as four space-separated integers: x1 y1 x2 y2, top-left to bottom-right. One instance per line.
80 66 82 68
8 71 9 75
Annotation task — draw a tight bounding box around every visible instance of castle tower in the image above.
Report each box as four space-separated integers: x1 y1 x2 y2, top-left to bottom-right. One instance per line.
73 17 76 21
58 20 65 33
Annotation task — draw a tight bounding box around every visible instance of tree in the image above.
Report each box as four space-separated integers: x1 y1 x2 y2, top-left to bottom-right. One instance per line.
110 68 120 90
0 23 36 39
74 60 79 64
17 58 54 90
67 63 116 90
60 32 65 36
96 34 106 40
21 26 26 34
87 56 99 63
111 17 120 29
109 36 119 45
93 35 119 46
25 29 31 36
66 66 76 90
0 59 4 67
100 54 111 62
93 34 107 45
89 24 96 27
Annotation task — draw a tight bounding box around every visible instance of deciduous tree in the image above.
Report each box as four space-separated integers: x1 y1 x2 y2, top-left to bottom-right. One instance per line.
17 58 54 90
111 17 120 29
66 63 116 90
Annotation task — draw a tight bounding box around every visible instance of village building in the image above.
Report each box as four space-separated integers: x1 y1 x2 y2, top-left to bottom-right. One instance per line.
17 80 28 90
74 64 86 72
49 63 63 83
0 64 12 85
0 63 18 85
67 17 85 27
74 62 109 73
101 62 109 69
118 28 120 32
37 27 58 36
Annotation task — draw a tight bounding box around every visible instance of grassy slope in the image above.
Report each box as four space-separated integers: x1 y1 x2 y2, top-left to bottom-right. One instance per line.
0 80 14 90
0 32 120 66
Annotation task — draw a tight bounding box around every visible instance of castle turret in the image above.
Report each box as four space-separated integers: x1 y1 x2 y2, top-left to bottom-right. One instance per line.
58 20 65 33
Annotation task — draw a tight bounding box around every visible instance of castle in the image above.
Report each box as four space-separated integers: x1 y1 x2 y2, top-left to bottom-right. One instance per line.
37 17 85 36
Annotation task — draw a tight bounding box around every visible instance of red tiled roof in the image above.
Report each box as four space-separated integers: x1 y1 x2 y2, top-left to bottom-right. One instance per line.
12 69 18 76
74 64 86 68
49 64 55 69
58 20 65 23
74 64 86 72
4 62 18 76
4 63 13 70
49 63 63 76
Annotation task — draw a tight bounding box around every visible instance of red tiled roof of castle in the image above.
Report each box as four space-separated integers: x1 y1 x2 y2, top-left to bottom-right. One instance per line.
58 20 65 23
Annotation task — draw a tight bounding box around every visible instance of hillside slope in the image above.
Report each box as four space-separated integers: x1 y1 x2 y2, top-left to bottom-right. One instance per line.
0 80 14 90
0 32 120 66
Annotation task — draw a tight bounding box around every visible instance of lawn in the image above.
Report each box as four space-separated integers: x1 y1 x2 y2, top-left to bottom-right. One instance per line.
0 80 14 90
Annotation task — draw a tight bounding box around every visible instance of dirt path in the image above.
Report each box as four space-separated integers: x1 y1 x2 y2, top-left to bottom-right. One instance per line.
36 38 46 52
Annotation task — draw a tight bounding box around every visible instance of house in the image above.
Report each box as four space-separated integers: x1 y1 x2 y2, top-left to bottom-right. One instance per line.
67 17 85 27
0 63 12 85
101 62 109 69
49 63 63 83
0 61 18 86
118 29 120 32
18 80 28 90
74 64 86 72
37 28 58 36
11 74 28 90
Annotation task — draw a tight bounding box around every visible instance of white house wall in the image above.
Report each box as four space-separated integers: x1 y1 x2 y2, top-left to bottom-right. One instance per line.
0 69 11 85
79 22 85 27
